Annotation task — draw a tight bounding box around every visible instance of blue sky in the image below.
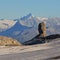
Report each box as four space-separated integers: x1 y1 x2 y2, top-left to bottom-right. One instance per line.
0 0 60 19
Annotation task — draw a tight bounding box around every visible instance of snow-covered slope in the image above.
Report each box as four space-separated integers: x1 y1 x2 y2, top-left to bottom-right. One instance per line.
0 19 16 32
0 21 31 42
0 14 39 43
0 13 60 43
46 18 60 35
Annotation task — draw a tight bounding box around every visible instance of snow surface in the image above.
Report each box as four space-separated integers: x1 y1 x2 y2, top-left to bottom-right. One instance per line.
0 38 60 60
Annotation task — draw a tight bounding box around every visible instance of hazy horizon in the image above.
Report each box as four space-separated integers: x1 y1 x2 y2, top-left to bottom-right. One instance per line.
0 0 60 19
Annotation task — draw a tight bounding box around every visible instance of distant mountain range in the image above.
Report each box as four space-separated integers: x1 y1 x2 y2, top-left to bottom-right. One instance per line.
0 13 60 43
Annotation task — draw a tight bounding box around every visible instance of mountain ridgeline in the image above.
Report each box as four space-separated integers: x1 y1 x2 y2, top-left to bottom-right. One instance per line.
0 13 60 45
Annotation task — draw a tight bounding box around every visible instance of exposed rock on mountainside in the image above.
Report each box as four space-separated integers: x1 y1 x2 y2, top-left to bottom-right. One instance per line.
23 22 60 45
0 13 60 43
24 22 46 45
0 36 22 46
46 34 60 39
38 22 46 37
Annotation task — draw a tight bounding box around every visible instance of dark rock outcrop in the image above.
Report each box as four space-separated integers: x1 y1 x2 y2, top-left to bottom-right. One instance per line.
23 22 46 45
23 22 60 45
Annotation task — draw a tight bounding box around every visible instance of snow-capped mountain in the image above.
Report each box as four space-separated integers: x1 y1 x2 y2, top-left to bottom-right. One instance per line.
0 13 60 43
0 14 40 43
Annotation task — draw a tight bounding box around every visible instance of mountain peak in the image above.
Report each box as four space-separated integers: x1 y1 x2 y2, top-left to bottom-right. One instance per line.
20 13 34 20
27 13 32 17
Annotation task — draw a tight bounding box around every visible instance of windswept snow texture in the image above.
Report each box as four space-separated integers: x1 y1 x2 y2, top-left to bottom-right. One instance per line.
0 14 60 43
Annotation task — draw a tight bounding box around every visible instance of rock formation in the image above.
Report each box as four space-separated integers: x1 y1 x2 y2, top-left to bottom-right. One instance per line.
23 22 46 45
0 36 22 46
38 22 46 38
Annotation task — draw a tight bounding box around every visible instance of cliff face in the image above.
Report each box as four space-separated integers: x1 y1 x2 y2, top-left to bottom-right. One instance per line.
23 22 46 45
41 22 46 37
0 36 22 46
38 22 46 38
